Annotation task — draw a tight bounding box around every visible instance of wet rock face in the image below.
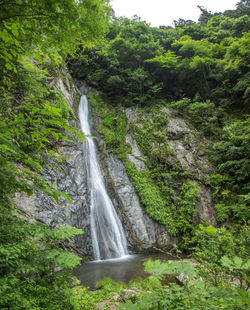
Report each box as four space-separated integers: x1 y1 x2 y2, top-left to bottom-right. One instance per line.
104 153 167 250
35 142 91 256
161 108 216 225
36 77 93 256
14 76 93 257
196 184 216 225
123 106 216 226
125 135 147 171
160 107 211 179
93 129 176 252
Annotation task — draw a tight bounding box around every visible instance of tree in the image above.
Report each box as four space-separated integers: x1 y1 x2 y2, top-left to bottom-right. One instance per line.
0 0 111 308
198 6 214 26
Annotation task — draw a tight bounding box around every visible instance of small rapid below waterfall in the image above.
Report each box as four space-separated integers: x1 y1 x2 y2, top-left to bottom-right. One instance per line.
78 95 128 260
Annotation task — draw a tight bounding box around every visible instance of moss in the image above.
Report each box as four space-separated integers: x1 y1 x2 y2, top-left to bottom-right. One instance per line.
89 94 127 153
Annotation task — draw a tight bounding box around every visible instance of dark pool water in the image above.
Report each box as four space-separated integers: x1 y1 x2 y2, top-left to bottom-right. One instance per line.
74 253 176 289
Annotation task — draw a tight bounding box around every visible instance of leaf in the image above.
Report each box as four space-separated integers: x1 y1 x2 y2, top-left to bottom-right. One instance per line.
75 129 84 142
51 131 59 141
11 25 19 37
5 63 12 70
221 255 234 270
49 226 83 241
233 256 243 269
55 251 82 268
26 189 33 196
58 191 72 203
200 225 216 235
144 259 196 279
0 29 10 42
221 255 250 271
242 260 250 270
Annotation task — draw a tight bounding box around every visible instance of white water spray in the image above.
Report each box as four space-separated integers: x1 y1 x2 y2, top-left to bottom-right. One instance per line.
78 95 127 260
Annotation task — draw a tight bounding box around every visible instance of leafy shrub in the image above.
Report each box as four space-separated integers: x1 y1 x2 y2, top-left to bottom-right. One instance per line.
122 258 250 309
170 99 223 137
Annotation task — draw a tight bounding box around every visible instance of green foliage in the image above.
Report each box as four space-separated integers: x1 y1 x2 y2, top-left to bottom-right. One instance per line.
0 1 111 309
144 259 196 280
72 286 106 310
170 98 224 138
121 251 250 309
221 255 250 285
122 258 250 309
0 201 83 309
215 194 250 224
175 182 199 246
122 281 250 310
129 276 162 290
0 0 111 200
192 225 249 289
96 277 127 293
89 94 127 152
124 161 175 232
209 117 250 224
98 113 127 151
73 278 127 310
212 117 250 191
71 19 164 105
146 50 181 68
76 5 250 108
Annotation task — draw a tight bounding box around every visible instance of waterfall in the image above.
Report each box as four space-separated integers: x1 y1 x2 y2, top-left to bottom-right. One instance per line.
78 95 128 260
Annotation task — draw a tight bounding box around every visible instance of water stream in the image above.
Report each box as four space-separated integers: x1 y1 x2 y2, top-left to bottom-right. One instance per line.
78 95 128 260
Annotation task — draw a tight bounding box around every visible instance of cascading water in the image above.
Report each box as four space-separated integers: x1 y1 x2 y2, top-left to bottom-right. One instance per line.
79 95 128 260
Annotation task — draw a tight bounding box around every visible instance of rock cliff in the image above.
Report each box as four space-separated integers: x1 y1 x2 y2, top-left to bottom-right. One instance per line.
90 96 216 249
14 74 91 256
13 76 216 258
